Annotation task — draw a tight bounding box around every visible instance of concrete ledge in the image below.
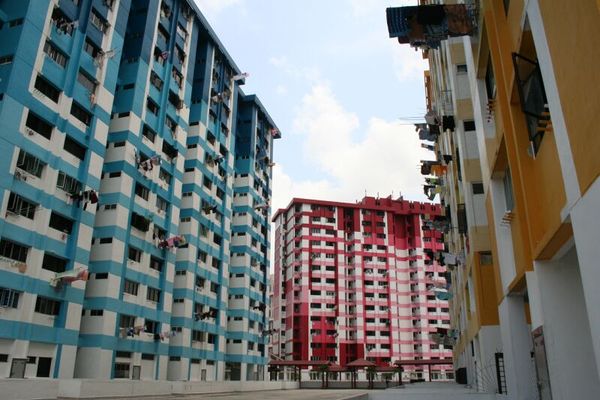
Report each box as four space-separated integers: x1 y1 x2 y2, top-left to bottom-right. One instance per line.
0 379 59 400
0 379 299 400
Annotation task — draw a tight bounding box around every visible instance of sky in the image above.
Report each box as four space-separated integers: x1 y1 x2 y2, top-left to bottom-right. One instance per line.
193 0 432 214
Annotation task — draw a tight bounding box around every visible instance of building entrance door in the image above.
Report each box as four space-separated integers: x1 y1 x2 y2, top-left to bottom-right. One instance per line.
132 365 141 380
10 358 27 378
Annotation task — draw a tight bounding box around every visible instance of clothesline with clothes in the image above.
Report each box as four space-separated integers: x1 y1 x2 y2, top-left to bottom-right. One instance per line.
157 235 187 250
194 309 217 321
136 154 161 172
386 4 477 51
70 189 99 210
119 326 178 340
49 267 89 288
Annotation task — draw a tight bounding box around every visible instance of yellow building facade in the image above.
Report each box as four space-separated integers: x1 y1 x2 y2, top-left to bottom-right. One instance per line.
390 1 600 399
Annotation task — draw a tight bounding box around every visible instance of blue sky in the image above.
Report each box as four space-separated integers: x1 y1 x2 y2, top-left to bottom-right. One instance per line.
194 0 431 211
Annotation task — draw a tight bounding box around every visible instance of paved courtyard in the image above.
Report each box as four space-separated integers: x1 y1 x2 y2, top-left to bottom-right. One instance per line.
102 389 367 400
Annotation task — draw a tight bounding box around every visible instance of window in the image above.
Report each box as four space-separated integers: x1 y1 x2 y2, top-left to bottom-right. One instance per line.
192 330 205 342
159 169 172 185
0 287 21 308
96 272 108 279
146 97 159 115
42 253 68 273
43 41 67 67
144 319 158 333
0 238 29 262
503 168 514 211
150 71 163 91
480 251 493 266
0 55 14 65
165 117 177 134
119 314 136 328
472 182 484 195
63 136 86 160
34 296 61 316
142 125 156 142
134 183 149 200
77 70 97 93
16 150 45 178
123 280 139 296
26 111 53 139
149 256 163 272
162 141 177 160
89 8 109 33
147 287 161 302
131 212 150 232
128 246 141 263
6 193 37 219
104 204 117 210
463 120 476 131
114 363 129 379
70 102 92 126
90 309 103 316
83 38 100 58
512 52 550 154
56 171 81 195
34 75 60 102
485 55 496 100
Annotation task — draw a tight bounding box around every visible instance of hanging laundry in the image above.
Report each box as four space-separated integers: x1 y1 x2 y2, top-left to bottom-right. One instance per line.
232 72 249 84
49 267 88 288
430 164 448 176
202 204 218 214
421 143 435 151
269 128 280 137
424 111 439 126
386 5 475 51
161 51 169 60
434 290 452 301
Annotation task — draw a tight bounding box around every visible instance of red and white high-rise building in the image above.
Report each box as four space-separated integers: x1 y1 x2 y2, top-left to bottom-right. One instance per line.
271 196 453 380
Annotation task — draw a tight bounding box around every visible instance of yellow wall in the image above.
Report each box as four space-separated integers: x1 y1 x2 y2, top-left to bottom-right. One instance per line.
486 193 505 305
483 0 569 274
473 253 500 326
538 0 600 194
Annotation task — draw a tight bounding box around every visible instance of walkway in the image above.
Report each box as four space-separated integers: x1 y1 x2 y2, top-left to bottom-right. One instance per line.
101 389 367 400
370 382 496 400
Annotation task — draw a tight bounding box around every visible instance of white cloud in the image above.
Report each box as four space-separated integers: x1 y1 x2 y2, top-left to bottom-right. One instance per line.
390 41 428 82
268 55 322 83
271 83 430 213
275 84 288 95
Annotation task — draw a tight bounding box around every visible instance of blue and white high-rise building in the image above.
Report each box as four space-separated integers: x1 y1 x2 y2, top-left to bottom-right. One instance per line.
0 0 279 381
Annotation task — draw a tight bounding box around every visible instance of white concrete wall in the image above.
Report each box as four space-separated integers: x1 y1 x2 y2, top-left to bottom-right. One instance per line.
0 379 299 400
533 246 600 400
497 297 536 400
571 176 600 383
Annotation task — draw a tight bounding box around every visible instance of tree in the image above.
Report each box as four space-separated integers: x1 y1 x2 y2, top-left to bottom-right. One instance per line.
318 364 330 389
395 365 404 387
366 366 377 390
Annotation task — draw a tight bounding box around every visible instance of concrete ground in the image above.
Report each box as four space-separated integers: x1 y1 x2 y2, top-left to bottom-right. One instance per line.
76 383 498 400
370 382 496 399
97 389 369 400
